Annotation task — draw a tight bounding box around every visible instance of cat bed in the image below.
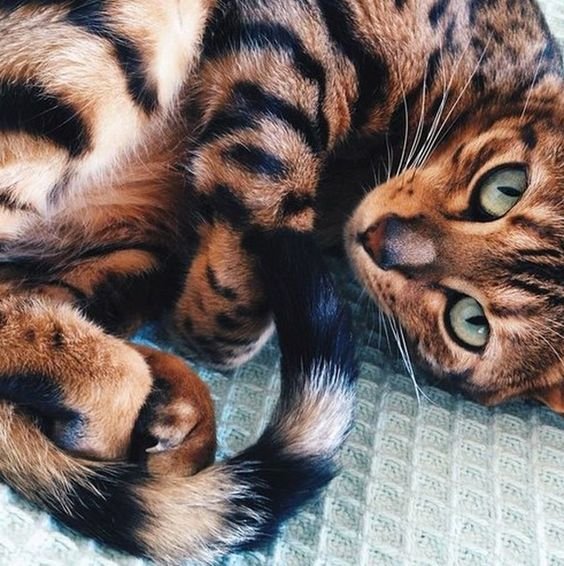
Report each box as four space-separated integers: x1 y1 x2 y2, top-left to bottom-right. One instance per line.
1 4 563 565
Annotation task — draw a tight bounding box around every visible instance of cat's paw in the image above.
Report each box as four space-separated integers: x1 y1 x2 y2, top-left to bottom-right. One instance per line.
172 224 273 368
0 295 152 460
130 346 216 476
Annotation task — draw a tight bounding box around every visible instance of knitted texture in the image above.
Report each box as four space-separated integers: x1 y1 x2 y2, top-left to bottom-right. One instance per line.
0 4 563 564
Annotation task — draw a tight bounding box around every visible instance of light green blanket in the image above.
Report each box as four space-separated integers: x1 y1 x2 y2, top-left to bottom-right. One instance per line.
1 3 563 565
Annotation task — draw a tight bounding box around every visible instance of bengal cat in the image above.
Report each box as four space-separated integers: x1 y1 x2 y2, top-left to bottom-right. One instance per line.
0 0 561 562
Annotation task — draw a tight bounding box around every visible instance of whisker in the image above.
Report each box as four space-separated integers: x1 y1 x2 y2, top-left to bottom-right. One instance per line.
385 134 394 182
410 38 473 170
404 61 429 173
519 43 548 123
416 36 493 168
386 313 432 405
381 311 393 353
394 69 411 177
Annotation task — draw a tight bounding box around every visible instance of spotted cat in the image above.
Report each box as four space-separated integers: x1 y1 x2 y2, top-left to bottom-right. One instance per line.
0 0 561 563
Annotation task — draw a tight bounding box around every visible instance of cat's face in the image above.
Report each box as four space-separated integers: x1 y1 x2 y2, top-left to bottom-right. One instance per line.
346 84 563 411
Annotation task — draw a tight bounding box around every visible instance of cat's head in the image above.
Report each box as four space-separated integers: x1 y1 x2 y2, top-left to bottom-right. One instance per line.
346 79 564 411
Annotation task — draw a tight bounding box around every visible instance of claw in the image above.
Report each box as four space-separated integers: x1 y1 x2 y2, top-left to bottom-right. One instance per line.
146 439 178 454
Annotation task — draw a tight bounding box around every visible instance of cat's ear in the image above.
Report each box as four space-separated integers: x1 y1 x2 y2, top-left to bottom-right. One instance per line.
532 380 564 414
531 363 564 414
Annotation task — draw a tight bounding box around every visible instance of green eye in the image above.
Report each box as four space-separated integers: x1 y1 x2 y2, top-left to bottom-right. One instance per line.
447 296 490 350
477 166 527 219
478 166 527 219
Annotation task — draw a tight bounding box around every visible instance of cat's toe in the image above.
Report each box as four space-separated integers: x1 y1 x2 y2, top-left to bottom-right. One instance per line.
131 346 217 476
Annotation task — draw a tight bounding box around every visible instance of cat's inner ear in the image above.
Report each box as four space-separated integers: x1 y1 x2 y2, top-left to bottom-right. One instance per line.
532 375 564 414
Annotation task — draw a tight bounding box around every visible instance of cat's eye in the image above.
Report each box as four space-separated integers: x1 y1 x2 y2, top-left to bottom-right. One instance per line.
446 295 490 350
475 166 527 219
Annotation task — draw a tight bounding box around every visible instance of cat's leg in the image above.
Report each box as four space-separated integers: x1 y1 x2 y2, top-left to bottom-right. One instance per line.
0 291 216 474
131 345 216 476
165 0 392 367
170 223 273 368
15 245 183 336
0 294 152 460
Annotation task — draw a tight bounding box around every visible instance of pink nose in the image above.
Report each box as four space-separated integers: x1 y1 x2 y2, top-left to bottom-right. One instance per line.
359 221 386 263
358 215 437 272
358 216 399 270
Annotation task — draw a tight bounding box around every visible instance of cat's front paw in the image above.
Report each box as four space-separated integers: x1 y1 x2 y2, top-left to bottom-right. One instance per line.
172 224 273 368
0 296 153 460
130 346 216 476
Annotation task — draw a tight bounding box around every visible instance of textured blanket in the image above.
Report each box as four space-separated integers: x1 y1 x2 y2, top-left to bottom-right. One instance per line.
0 2 563 564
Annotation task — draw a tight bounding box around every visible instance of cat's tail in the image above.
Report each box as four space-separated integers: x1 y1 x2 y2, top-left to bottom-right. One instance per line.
0 230 357 564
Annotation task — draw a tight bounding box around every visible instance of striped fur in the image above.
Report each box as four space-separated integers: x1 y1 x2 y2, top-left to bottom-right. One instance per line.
0 232 357 563
0 0 562 562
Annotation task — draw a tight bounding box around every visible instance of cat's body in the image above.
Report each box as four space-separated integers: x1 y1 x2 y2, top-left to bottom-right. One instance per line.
0 0 562 562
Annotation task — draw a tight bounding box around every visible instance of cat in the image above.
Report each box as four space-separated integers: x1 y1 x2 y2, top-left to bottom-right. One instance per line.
0 0 561 563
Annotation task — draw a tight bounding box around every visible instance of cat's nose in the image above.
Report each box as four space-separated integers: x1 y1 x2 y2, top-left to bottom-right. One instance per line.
358 215 401 270
358 215 436 271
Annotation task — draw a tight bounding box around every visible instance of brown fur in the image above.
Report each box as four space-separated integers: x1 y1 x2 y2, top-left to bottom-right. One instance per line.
0 0 562 560
133 345 216 476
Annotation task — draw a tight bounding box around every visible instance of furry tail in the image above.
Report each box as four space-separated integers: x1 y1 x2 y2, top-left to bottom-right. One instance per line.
0 230 357 564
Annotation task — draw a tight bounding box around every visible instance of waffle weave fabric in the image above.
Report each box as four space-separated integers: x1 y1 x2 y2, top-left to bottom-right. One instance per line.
1 2 563 565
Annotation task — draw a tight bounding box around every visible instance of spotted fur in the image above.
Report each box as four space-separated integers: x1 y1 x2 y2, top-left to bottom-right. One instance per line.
0 0 561 562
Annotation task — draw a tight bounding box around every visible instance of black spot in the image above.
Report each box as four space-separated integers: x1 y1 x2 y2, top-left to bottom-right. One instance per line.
317 0 389 130
520 123 538 150
471 36 489 60
444 19 457 53
426 49 443 89
0 80 90 157
280 193 316 218
429 0 450 27
472 72 487 94
216 313 241 332
24 329 36 343
223 144 288 178
52 326 65 349
206 265 238 301
468 0 498 26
